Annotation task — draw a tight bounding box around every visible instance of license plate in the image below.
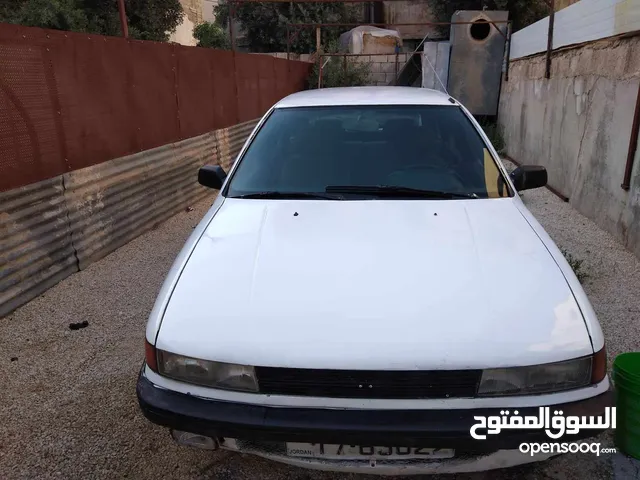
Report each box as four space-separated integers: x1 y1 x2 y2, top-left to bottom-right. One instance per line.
286 443 455 460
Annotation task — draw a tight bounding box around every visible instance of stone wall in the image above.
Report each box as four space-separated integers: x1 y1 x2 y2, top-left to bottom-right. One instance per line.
354 53 410 85
498 35 640 257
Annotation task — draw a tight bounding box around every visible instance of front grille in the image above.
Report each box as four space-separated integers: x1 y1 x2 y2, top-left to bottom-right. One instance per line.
255 367 481 399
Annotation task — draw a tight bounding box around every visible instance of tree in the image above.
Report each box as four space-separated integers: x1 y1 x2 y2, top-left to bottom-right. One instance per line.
0 0 184 42
307 39 371 88
2 0 87 31
124 0 184 41
193 21 230 49
428 0 548 32
214 1 362 53
308 56 371 89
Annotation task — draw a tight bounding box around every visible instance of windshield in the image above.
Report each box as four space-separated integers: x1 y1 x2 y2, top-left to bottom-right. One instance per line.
225 105 511 199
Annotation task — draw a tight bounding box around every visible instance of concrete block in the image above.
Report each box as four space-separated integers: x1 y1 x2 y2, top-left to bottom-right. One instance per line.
385 72 397 84
370 54 387 63
380 61 397 74
371 72 386 84
354 55 371 63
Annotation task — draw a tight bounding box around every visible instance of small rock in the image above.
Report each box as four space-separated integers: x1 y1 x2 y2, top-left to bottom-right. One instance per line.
10 357 18 362
185 206 194 212
69 320 89 330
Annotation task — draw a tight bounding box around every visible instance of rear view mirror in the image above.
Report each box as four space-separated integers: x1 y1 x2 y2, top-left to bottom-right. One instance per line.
510 165 547 191
198 165 227 190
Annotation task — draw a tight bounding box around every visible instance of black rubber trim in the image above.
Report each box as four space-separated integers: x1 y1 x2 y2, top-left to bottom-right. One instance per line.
136 370 613 451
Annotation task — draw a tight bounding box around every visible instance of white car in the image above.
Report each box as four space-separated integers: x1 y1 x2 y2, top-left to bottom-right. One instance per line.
137 87 612 475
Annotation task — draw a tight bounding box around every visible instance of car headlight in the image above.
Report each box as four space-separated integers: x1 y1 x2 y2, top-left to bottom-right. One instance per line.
157 350 258 392
478 356 594 396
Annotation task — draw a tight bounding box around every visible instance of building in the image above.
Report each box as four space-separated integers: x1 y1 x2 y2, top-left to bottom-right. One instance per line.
169 0 205 46
203 0 219 23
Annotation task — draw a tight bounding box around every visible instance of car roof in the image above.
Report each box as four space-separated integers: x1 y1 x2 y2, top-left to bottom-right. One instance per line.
274 86 457 108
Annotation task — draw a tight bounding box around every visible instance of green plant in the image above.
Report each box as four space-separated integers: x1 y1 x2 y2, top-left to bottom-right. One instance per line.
561 248 589 283
214 1 360 53
0 0 183 42
307 39 371 88
194 21 230 49
478 119 506 154
308 56 371 89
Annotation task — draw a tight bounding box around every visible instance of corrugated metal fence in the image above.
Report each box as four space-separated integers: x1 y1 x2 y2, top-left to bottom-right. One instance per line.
0 23 310 192
1 119 260 317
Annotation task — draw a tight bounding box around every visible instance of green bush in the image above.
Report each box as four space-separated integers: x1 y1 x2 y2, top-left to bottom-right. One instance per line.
194 22 230 49
478 119 506 154
561 248 589 283
308 56 371 89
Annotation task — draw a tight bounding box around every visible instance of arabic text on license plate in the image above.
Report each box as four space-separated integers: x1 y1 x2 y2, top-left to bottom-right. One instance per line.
286 443 455 460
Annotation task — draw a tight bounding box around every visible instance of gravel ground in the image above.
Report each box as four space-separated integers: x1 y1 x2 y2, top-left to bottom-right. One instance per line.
2 173 640 480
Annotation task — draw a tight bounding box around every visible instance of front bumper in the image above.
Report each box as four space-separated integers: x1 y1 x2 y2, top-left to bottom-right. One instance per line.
136 368 613 452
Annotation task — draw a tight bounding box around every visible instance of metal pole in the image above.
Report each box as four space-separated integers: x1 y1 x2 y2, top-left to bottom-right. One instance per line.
117 0 129 38
316 26 322 88
395 49 399 82
504 21 512 82
545 0 555 79
286 24 290 60
229 2 236 51
622 82 640 190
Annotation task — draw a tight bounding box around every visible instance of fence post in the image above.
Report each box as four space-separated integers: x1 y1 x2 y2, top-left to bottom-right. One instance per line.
229 2 236 51
545 0 555 79
117 0 129 38
316 27 322 88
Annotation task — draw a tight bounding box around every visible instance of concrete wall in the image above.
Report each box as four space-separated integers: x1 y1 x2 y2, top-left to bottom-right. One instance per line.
203 0 218 23
510 0 640 60
498 35 640 257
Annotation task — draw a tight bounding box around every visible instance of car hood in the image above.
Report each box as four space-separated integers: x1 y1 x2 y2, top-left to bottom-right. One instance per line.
156 198 593 370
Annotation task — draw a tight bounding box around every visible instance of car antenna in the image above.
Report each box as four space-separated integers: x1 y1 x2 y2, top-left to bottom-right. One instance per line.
417 33 449 96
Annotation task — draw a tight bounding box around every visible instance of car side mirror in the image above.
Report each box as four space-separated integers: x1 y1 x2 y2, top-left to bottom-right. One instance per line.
510 165 547 191
198 165 227 190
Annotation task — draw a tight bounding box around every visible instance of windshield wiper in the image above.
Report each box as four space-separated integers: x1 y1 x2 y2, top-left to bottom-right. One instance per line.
229 191 342 200
325 185 478 199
